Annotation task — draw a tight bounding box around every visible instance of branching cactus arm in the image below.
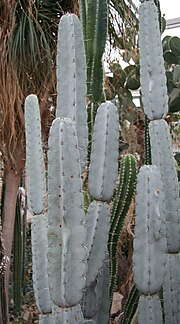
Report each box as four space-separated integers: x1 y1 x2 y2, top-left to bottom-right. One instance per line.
139 0 168 120
25 94 52 317
25 94 46 214
133 165 167 295
47 117 87 308
88 101 119 201
56 14 88 171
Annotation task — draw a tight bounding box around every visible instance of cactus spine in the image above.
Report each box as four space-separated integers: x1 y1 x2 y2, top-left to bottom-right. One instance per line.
137 0 180 323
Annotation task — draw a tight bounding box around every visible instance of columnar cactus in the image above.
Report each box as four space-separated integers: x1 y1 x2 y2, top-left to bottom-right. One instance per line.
136 0 180 323
109 154 137 299
25 94 52 322
139 0 168 121
79 0 108 104
82 101 119 322
47 117 87 311
25 11 122 324
133 165 167 324
56 14 88 171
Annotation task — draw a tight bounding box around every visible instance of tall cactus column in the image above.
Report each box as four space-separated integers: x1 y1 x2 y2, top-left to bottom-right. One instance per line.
133 165 167 323
47 117 87 323
136 0 180 323
25 94 52 322
82 101 119 323
56 13 88 172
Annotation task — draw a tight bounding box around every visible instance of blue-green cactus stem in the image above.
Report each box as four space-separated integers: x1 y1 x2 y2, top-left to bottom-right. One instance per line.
82 273 103 320
83 252 110 324
39 314 54 324
88 101 119 201
95 252 110 324
149 119 180 253
139 0 168 120
138 294 163 324
85 201 110 287
109 154 137 299
25 94 52 319
133 165 167 295
53 304 84 324
24 94 46 215
163 254 180 324
31 215 52 314
56 13 88 171
47 117 87 307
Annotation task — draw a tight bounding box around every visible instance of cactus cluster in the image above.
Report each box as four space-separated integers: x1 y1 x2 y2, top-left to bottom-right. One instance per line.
24 12 123 323
24 1 180 322
133 1 180 323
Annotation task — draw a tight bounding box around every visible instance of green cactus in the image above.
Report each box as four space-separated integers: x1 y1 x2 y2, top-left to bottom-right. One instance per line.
13 187 26 315
109 154 137 299
79 0 108 104
121 285 140 324
79 0 108 153
163 35 180 65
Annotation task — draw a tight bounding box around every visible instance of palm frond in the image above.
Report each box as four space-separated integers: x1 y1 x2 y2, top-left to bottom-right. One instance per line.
0 0 75 166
